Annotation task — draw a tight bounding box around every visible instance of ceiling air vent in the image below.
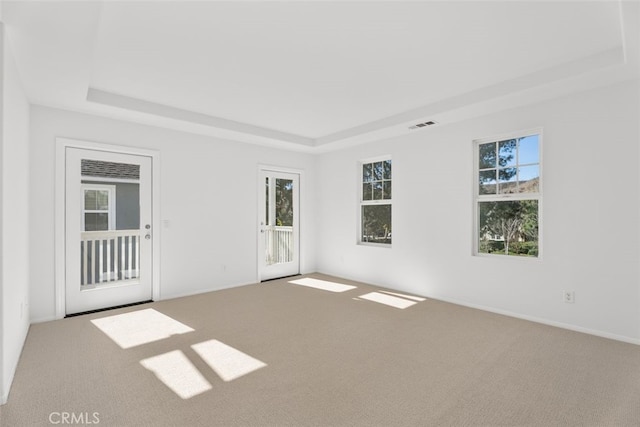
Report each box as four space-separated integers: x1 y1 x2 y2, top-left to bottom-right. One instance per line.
409 121 437 130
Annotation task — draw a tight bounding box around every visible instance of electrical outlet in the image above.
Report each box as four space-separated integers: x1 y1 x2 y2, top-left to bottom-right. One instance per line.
563 290 575 304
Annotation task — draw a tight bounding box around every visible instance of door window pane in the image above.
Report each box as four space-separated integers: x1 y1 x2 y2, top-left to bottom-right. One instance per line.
264 175 296 267
265 178 270 226
79 161 142 288
275 179 293 227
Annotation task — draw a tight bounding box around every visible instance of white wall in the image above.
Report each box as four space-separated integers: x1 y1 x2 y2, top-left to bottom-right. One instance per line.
1 23 31 404
316 79 640 343
29 106 316 322
0 21 5 407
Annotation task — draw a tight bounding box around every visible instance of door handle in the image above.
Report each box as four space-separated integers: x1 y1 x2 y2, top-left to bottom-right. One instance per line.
145 234 151 240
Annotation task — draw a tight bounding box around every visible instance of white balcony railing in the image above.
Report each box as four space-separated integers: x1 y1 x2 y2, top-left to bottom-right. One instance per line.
265 226 293 265
80 230 141 286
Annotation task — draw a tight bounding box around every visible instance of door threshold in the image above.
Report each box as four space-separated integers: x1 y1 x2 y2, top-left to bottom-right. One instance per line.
65 300 153 318
261 274 301 283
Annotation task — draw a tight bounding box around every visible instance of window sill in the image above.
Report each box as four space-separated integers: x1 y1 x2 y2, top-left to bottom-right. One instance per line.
474 252 542 261
358 242 392 248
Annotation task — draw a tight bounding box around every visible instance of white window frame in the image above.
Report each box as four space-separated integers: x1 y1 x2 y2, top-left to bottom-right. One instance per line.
358 156 392 247
473 129 543 258
81 183 116 231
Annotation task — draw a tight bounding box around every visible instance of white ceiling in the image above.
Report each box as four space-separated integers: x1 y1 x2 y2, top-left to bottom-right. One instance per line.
2 1 638 152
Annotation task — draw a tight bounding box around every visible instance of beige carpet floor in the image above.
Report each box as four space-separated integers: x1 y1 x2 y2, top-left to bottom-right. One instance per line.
1 273 639 426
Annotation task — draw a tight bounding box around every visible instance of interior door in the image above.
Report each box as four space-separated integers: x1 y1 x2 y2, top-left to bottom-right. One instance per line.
65 147 153 315
259 169 300 281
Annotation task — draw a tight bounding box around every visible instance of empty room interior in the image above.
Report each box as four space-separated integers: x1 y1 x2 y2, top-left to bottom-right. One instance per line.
0 1 639 426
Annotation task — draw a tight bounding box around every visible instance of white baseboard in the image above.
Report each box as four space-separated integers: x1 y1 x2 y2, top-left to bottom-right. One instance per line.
30 315 59 324
159 280 256 301
423 293 640 346
315 269 640 346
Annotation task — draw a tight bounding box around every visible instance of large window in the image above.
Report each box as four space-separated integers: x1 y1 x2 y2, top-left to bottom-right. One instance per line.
475 132 541 257
360 158 392 245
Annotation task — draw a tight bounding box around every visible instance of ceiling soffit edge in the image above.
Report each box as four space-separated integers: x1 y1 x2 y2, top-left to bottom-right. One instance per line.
86 45 627 151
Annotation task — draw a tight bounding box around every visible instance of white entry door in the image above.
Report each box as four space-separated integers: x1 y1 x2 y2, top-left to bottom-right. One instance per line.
259 169 300 281
65 147 153 315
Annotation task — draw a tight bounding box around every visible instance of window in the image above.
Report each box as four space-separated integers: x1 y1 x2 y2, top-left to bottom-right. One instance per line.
360 159 392 245
475 132 541 257
82 184 116 231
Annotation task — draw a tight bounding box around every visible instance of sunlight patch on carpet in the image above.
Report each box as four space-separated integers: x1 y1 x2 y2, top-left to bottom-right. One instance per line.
91 308 194 349
288 277 357 293
358 292 418 309
379 290 426 302
140 350 212 399
192 339 267 382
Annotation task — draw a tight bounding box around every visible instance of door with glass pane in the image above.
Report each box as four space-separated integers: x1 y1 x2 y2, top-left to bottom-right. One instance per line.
65 147 153 314
259 169 299 281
